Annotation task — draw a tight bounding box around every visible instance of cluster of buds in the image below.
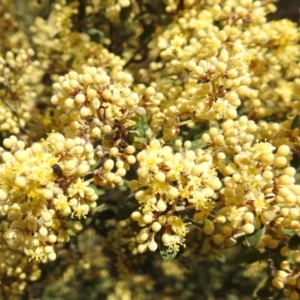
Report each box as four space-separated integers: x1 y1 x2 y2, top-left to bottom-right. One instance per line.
130 139 221 253
272 247 300 300
0 132 97 262
183 41 250 121
51 67 149 188
0 48 38 135
51 67 145 141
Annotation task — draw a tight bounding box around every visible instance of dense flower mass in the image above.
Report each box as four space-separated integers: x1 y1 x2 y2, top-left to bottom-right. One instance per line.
0 0 300 299
130 139 222 253
0 132 97 262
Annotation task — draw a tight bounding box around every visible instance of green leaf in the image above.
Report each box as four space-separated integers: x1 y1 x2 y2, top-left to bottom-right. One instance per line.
94 204 111 213
135 116 148 138
271 250 285 269
255 283 277 299
66 228 77 236
120 4 132 23
190 139 206 150
119 179 130 191
129 116 148 147
239 249 269 265
87 28 105 43
115 206 134 221
158 236 178 261
96 209 115 220
245 226 265 247
283 229 295 237
291 153 300 170
288 234 300 250
139 25 156 44
161 14 173 26
78 0 86 20
0 83 7 90
144 3 158 15
253 274 276 299
291 114 300 130
133 11 148 21
184 216 204 228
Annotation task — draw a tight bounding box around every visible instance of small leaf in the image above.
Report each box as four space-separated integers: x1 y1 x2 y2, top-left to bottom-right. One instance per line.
87 28 105 43
283 229 295 237
119 179 130 191
133 10 149 21
239 249 269 265
115 206 134 221
185 216 203 228
133 11 148 21
135 116 148 138
94 204 116 220
139 25 156 44
129 116 148 147
291 114 300 130
0 83 6 90
120 4 132 23
190 139 206 150
158 236 178 261
144 3 157 15
66 229 77 236
94 204 112 212
115 196 139 221
78 0 86 20
291 153 300 170
288 234 300 250
256 283 276 299
245 226 265 247
161 14 173 26
271 250 285 269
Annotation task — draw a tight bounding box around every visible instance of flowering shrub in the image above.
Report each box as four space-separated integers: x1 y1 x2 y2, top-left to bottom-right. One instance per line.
0 0 300 299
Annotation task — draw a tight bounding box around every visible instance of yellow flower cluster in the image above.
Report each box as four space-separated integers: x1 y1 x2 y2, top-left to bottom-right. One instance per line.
0 0 299 298
130 139 221 253
51 67 145 188
30 5 125 76
200 120 300 234
272 247 300 300
0 48 39 135
183 43 250 121
0 220 41 300
51 67 138 139
0 132 97 262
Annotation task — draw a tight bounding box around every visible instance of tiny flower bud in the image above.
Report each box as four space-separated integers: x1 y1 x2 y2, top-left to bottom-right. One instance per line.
148 239 158 251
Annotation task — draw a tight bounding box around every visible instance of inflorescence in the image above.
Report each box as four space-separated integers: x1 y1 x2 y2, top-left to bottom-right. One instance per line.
0 0 300 298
